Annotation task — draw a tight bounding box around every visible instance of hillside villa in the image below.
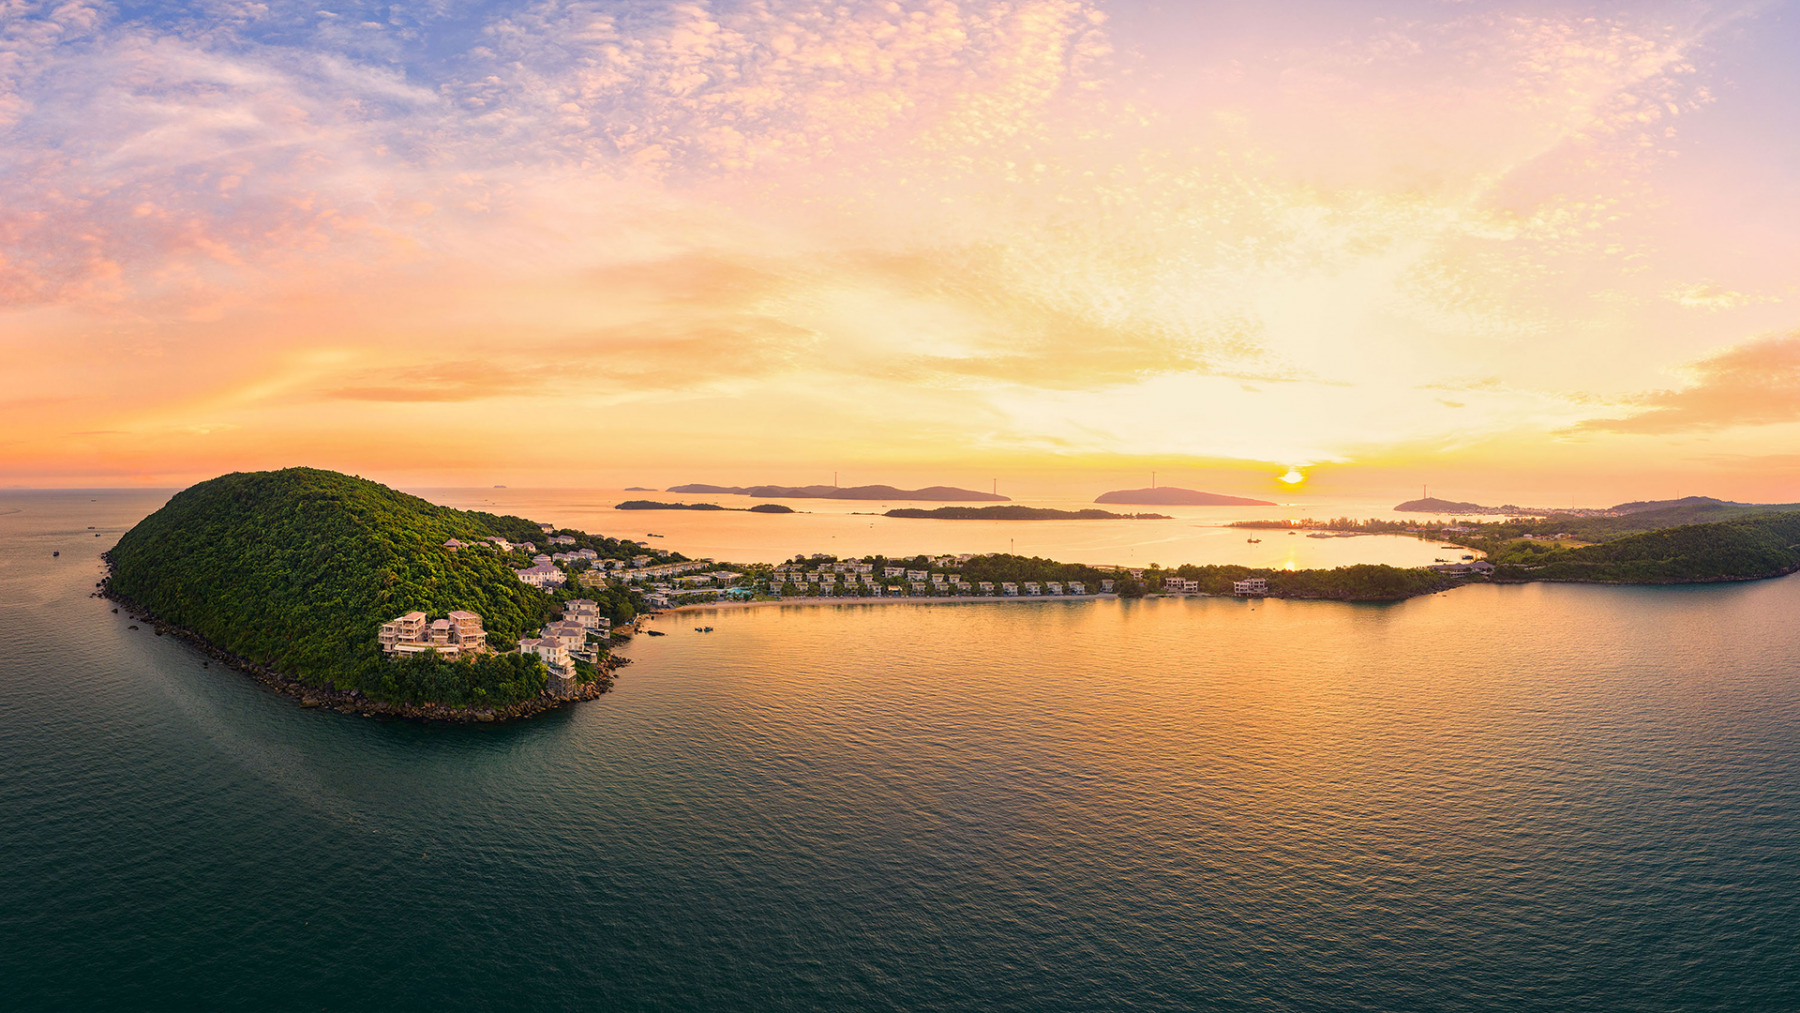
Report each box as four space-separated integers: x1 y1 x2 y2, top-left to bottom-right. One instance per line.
379 610 488 660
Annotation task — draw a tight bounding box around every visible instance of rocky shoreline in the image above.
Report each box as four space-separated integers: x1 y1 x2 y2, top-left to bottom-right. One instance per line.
96 564 628 725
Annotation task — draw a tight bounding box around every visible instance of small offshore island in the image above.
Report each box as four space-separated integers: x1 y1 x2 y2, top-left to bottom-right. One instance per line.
102 468 1800 724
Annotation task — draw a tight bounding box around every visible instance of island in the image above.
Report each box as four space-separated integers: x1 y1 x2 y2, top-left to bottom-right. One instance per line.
668 483 1009 502
615 500 795 513
105 468 662 722
1095 487 1275 506
884 506 1172 520
1393 496 1498 513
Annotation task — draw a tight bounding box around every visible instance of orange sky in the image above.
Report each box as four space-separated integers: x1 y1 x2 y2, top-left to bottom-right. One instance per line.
3 0 1799 504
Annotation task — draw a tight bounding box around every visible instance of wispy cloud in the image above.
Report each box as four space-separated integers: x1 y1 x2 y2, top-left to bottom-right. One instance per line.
1572 332 1800 435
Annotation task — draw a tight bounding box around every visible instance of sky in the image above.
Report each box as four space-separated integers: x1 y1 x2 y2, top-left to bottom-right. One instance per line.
3 0 1799 503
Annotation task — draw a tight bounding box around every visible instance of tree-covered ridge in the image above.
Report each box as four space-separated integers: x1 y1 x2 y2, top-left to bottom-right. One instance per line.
107 468 645 707
1485 512 1800 582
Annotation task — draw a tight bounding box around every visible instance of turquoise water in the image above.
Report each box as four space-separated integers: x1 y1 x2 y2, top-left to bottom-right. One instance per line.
4 490 1799 1010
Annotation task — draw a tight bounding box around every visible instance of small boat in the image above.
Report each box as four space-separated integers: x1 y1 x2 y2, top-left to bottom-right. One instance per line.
645 629 666 637
1246 537 1261 543
53 550 59 556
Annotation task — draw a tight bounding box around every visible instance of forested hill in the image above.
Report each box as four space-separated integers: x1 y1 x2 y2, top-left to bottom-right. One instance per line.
1489 512 1800 583
106 468 642 707
1473 499 1800 542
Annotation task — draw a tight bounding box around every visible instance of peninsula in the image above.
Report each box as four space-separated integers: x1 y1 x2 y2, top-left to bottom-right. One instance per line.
668 483 1008 502
104 469 1800 727
1095 487 1275 506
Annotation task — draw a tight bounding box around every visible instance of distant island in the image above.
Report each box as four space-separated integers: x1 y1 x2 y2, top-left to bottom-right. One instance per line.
106 468 659 723
616 500 794 513
1096 487 1275 506
623 486 655 491
884 506 1171 520
1394 496 1498 514
669 483 1009 502
1395 493 1782 520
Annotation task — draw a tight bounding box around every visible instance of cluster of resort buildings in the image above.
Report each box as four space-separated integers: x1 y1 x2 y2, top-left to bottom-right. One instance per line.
518 599 612 699
377 599 613 700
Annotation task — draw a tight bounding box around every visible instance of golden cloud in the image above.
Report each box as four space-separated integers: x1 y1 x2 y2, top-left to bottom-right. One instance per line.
1571 332 1800 434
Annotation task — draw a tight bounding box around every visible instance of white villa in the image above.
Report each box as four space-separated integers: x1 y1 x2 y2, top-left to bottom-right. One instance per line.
379 610 487 660
1233 578 1269 596
516 563 566 588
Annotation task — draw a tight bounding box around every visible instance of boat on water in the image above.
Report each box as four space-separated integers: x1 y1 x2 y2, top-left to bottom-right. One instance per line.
645 629 666 637
1246 537 1261 543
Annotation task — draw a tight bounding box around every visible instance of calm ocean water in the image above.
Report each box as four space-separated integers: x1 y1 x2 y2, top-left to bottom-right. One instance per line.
415 487 1467 568
4 490 1798 1011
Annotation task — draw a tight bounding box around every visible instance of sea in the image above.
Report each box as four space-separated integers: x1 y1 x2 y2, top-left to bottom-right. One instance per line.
3 488 1798 1011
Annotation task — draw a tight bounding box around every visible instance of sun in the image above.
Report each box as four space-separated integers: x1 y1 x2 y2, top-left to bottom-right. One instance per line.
1277 468 1306 485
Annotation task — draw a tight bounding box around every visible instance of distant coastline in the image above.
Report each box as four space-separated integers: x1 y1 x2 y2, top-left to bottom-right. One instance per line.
884 506 1172 521
616 500 794 513
668 483 1008 502
1095 487 1275 506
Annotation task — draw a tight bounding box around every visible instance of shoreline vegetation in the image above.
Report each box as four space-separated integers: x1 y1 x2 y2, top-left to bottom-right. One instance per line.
104 468 1800 724
883 506 1173 520
100 583 627 722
